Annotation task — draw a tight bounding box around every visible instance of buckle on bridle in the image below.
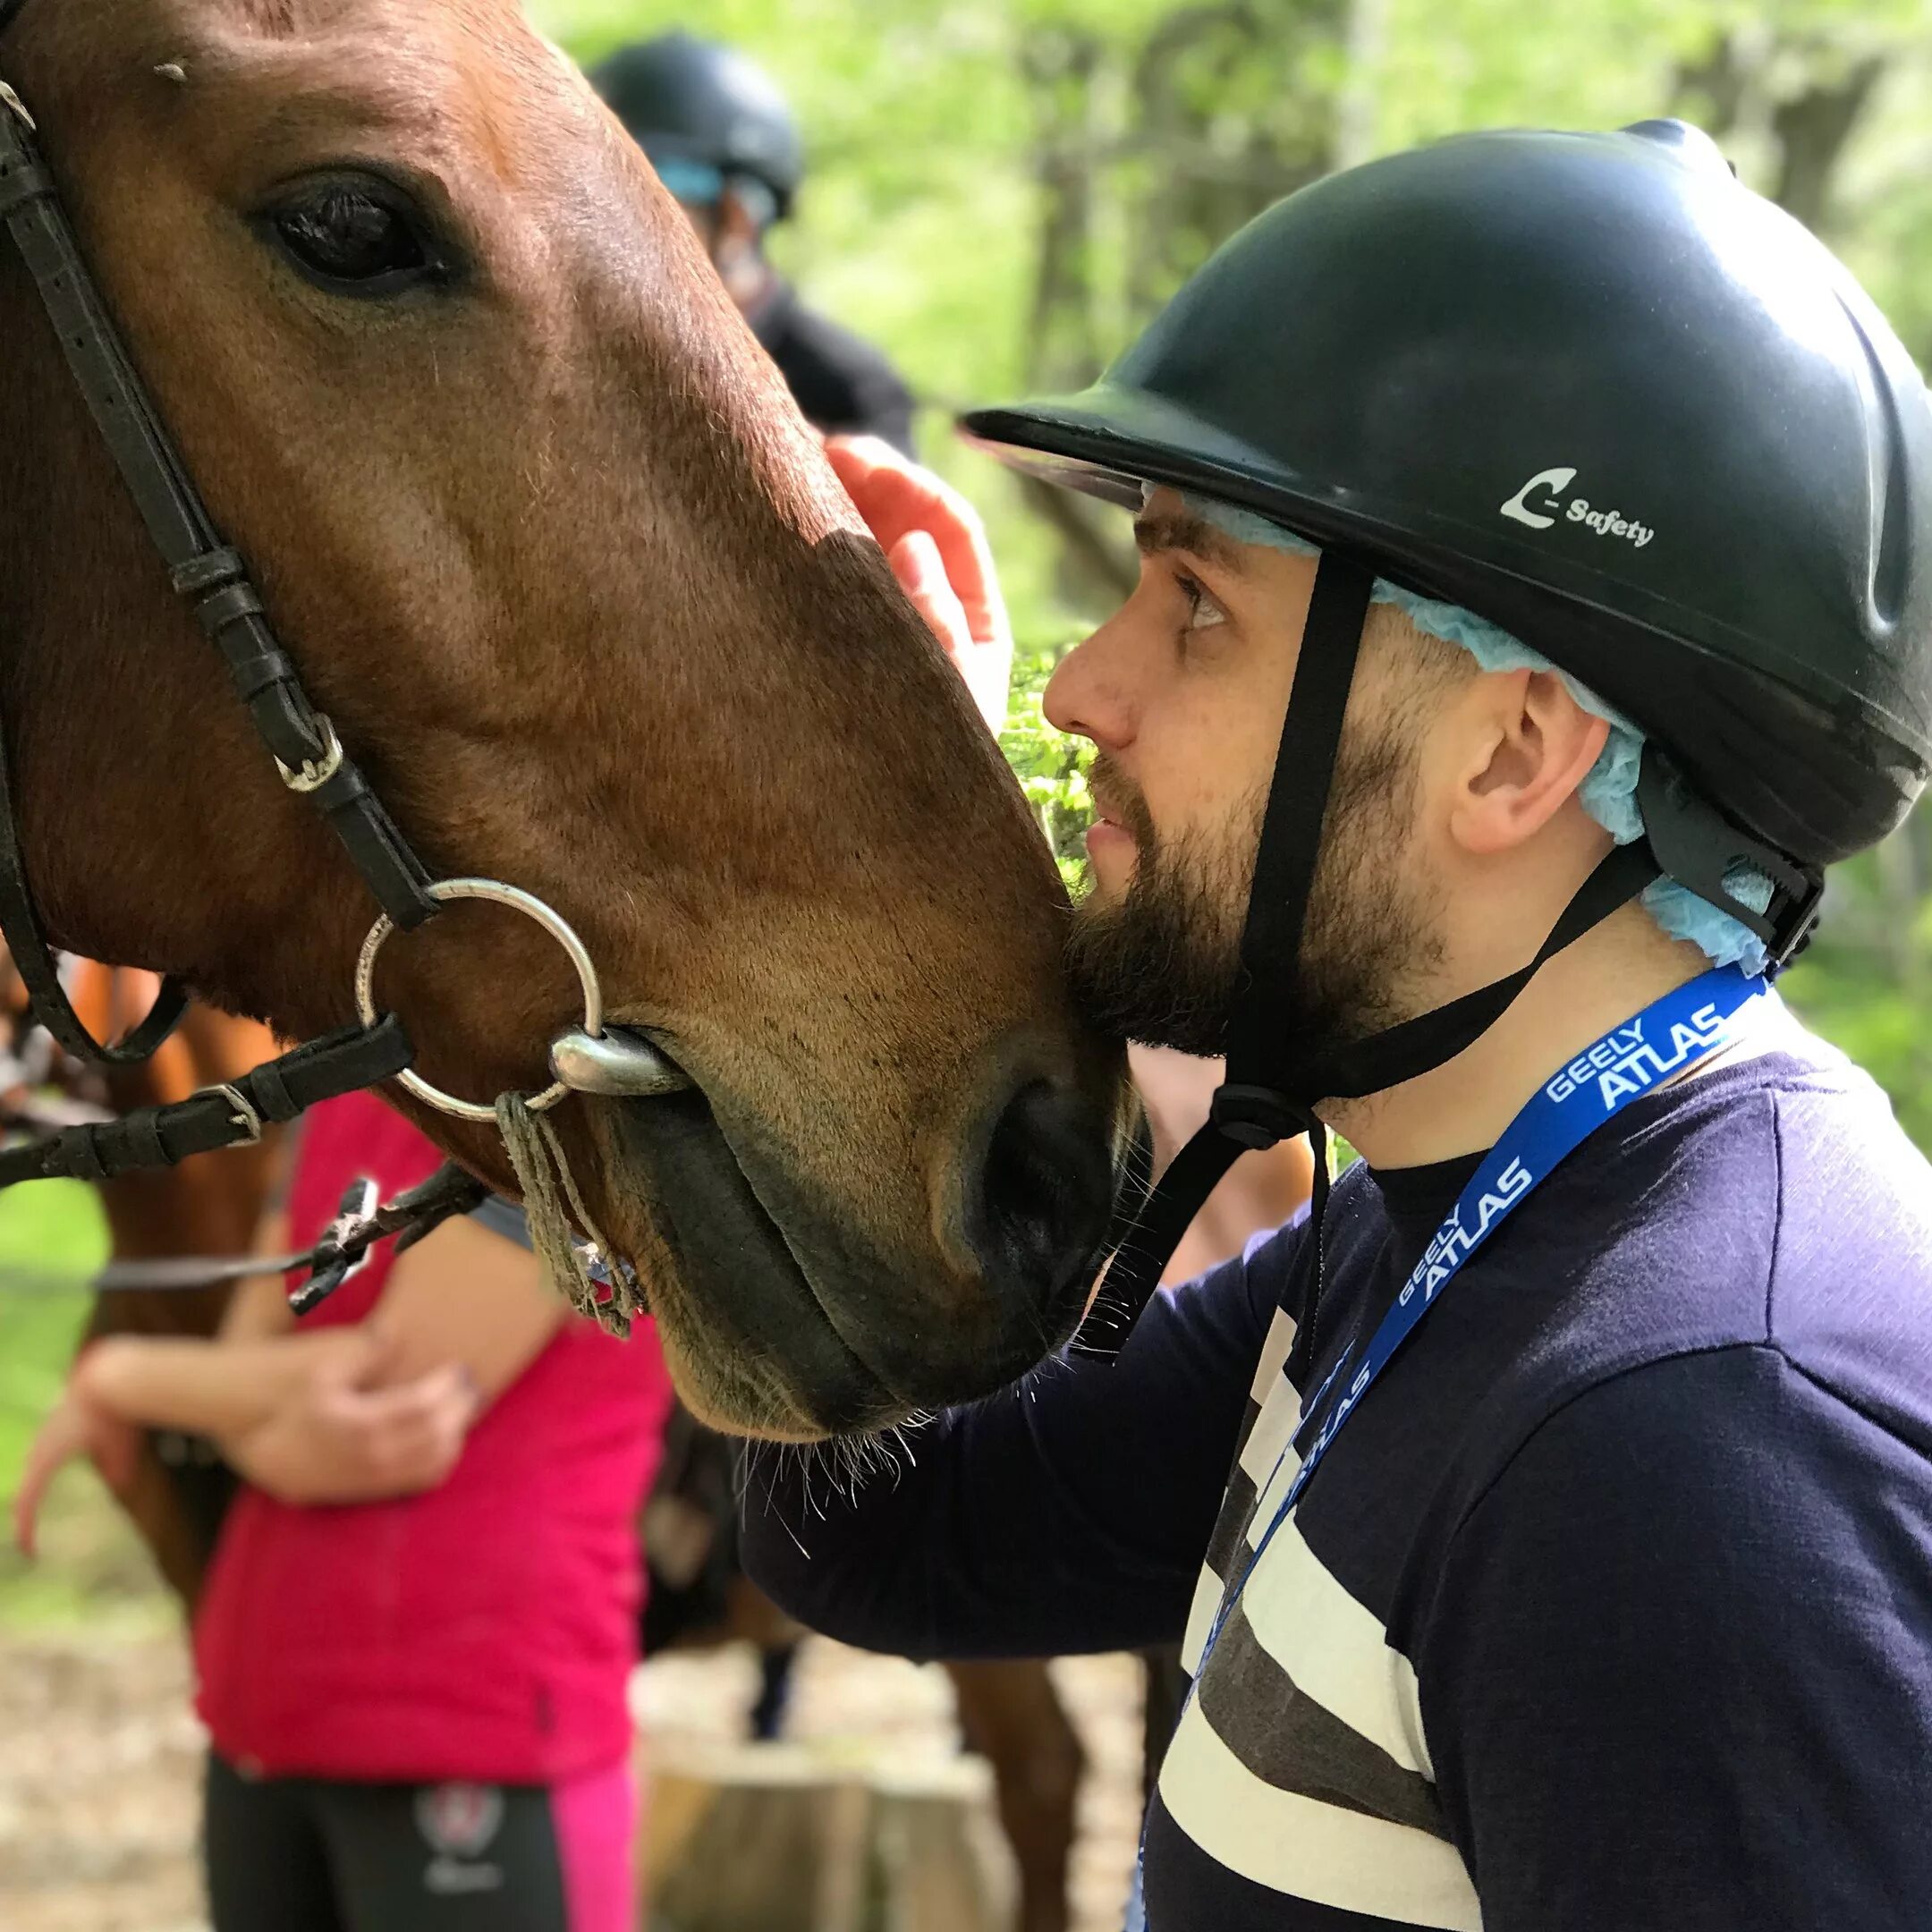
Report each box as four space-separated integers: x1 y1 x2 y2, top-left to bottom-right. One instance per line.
1210 1082 1307 1151
275 715 344 795
203 1082 264 1146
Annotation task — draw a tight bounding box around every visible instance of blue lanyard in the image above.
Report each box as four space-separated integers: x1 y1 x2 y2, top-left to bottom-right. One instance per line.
1224 963 1766 1654
1125 966 1768 1932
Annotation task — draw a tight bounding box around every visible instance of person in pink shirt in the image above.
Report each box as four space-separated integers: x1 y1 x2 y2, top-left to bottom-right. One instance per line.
18 1090 675 1931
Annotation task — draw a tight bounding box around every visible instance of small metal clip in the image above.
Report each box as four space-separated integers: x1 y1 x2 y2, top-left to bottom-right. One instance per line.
275 715 345 795
289 1176 380 1314
206 1082 264 1147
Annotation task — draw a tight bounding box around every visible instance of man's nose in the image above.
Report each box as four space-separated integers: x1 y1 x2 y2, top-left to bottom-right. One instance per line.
1044 624 1131 749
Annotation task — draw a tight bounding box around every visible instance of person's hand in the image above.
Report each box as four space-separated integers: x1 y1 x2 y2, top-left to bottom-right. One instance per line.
826 435 1014 734
226 1339 479 1507
13 1371 141 1557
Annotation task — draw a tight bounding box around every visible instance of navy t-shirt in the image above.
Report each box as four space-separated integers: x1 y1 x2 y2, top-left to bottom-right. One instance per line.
742 1004 1932 1929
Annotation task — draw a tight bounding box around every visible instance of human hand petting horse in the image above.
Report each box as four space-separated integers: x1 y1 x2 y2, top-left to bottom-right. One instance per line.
0 0 1126 1440
825 436 1014 735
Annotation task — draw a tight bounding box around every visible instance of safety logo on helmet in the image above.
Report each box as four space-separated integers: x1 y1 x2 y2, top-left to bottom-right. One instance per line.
1500 466 1654 548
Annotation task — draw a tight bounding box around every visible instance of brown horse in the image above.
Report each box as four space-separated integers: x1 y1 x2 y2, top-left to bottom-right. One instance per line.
0 0 1122 1440
0 959 285 1597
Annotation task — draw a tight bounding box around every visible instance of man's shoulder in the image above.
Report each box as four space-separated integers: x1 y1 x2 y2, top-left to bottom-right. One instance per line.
1748 1042 1932 1446
1436 1338 1932 1623
1424 1024 1932 1522
1658 1019 1932 1416
1548 1018 1928 1346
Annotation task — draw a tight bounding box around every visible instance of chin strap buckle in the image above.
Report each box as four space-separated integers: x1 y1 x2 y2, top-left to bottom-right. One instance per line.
1209 1083 1307 1151
1636 748 1825 974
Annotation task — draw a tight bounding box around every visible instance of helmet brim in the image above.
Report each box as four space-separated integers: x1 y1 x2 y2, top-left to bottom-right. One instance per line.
962 387 1369 541
961 385 1928 862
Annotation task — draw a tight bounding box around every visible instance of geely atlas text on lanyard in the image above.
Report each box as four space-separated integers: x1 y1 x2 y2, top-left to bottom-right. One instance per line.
1123 965 1772 1932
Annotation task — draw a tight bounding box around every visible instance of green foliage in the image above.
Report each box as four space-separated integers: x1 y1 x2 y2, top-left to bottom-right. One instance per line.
1783 829 1932 1148
0 1183 105 1504
536 0 1932 1146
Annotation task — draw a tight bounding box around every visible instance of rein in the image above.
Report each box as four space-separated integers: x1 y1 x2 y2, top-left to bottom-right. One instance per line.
0 30 663 1306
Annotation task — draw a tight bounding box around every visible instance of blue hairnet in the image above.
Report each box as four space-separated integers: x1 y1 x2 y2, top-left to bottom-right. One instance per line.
1182 496 1772 973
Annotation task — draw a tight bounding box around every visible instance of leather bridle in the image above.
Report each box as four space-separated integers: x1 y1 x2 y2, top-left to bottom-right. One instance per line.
0 16 645 1280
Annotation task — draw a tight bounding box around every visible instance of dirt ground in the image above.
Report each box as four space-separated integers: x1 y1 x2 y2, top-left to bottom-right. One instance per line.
0 1627 1144 1932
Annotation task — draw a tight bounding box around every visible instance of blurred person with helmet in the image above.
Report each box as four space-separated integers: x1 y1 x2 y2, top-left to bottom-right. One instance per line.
591 31 916 454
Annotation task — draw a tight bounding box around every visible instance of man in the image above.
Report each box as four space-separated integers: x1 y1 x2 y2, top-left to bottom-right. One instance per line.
745 120 1932 1929
590 32 916 453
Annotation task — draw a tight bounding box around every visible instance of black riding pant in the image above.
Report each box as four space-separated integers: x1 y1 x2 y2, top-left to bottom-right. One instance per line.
204 1752 577 1932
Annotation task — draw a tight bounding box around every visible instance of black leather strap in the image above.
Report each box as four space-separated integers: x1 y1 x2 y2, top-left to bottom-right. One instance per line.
0 65 446 1185
1074 555 1373 1357
0 101 439 931
0 1013 414 1187
86 1160 487 1305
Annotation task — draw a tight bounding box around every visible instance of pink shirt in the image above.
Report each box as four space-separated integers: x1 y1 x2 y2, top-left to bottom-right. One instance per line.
194 1094 675 1784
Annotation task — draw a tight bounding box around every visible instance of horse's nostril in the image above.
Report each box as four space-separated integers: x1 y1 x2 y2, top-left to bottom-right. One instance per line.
963 1079 1114 1324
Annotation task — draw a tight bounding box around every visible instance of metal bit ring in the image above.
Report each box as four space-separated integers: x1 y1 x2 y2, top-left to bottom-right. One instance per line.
353 877 602 1123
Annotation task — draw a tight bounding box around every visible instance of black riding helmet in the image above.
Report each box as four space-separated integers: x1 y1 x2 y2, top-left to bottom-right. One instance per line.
589 32 803 219
962 120 1932 1349
966 119 1932 869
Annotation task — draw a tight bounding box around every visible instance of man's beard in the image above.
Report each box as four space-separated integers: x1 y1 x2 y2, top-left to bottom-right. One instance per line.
1067 726 1443 1069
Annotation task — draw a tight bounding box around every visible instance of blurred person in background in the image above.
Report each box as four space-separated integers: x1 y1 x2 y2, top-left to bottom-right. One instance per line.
591 30 916 455
18 1092 675 1932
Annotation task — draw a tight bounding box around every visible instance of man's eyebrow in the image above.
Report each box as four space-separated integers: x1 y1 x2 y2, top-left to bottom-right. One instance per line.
1131 509 1249 574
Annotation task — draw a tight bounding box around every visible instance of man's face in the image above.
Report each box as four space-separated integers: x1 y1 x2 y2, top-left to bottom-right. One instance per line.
1046 488 1447 1063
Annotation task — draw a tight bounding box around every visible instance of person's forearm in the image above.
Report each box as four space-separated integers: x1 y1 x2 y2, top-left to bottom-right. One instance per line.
744 1256 1277 1661
76 1333 357 1440
223 1430 432 1507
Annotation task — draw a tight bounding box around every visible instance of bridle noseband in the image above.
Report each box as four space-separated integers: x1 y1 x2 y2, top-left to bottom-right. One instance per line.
0 21 665 1287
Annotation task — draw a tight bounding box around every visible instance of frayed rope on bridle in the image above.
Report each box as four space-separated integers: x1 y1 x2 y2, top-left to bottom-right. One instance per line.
496 1090 646 1339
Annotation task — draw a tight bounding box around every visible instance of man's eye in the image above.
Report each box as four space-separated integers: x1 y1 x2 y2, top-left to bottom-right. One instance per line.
1176 572 1228 633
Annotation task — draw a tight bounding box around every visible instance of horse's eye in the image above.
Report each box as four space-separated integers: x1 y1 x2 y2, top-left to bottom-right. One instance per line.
266 180 446 297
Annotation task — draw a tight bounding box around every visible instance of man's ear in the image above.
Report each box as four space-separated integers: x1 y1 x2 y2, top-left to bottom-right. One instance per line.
1448 668 1611 857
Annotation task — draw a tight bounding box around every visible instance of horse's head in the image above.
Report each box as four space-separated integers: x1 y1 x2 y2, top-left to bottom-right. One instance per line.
0 0 1124 1436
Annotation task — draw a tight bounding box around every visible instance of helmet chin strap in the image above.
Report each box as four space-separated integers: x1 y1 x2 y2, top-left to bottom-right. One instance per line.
1076 552 1660 1359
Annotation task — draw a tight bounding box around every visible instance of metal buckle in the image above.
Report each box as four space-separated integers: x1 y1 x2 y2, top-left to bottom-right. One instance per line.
353 877 604 1123
275 715 345 795
203 1082 264 1146
288 1176 379 1314
0 82 36 133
